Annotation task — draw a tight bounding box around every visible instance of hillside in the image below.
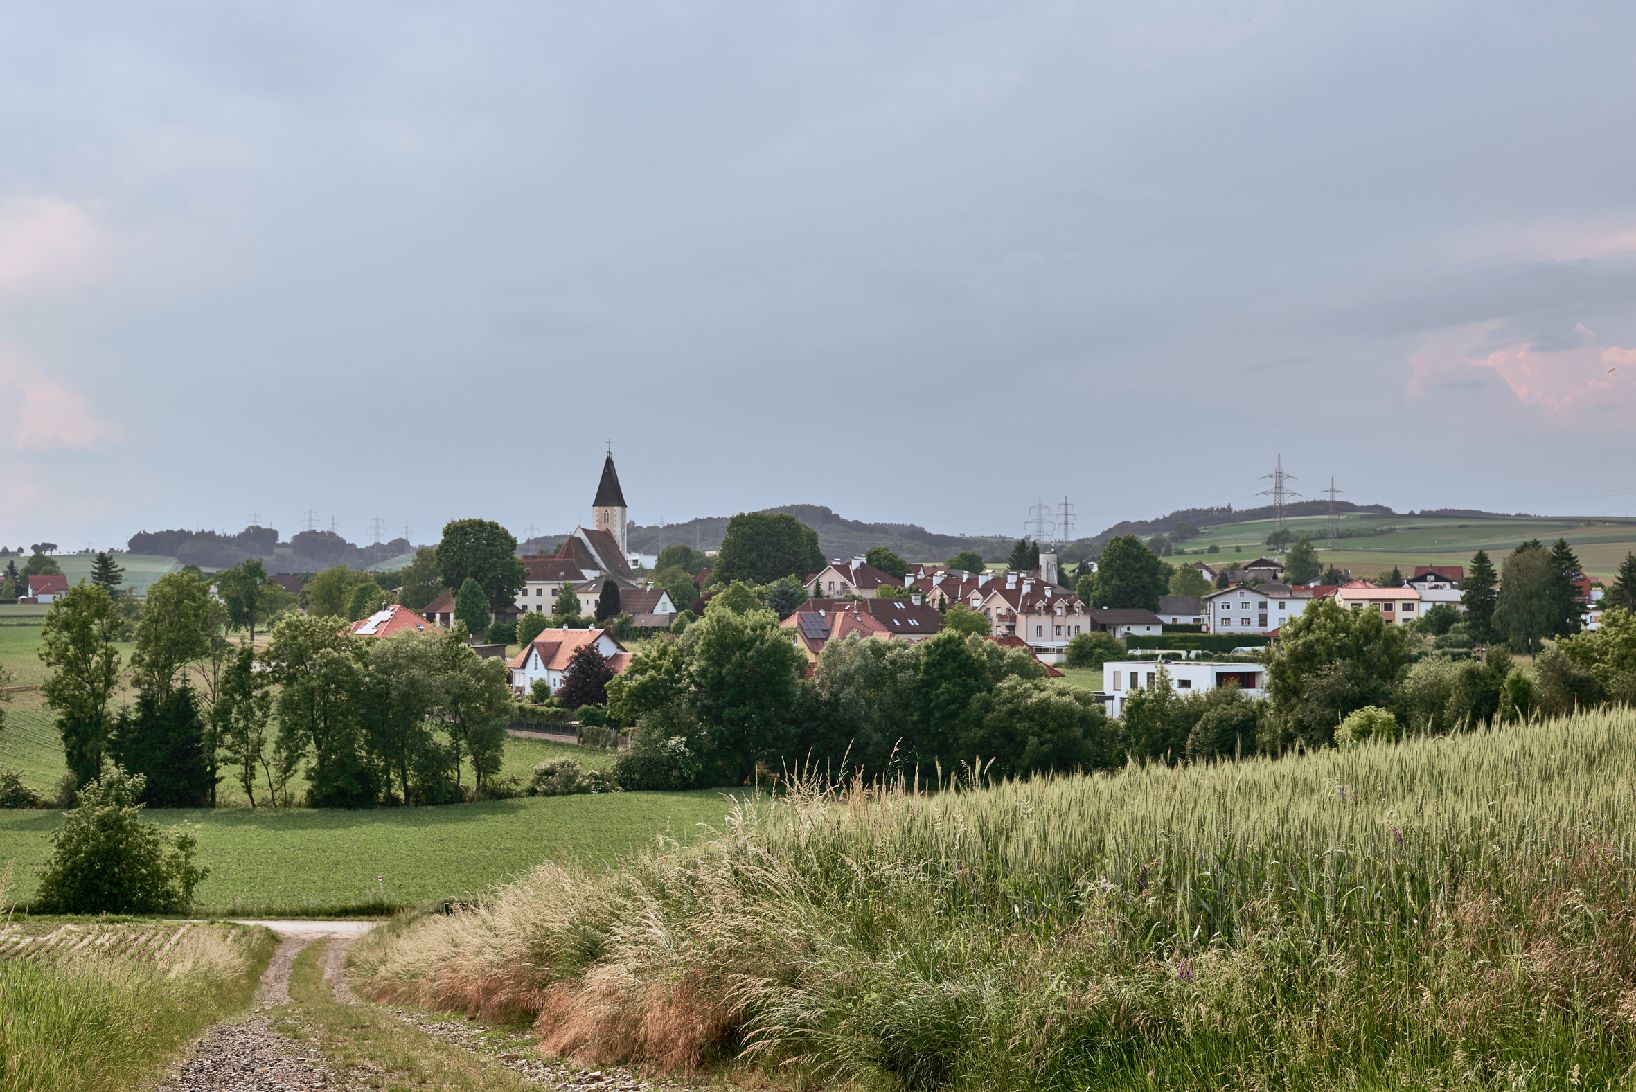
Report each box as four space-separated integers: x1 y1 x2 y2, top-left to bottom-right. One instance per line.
625 505 1017 565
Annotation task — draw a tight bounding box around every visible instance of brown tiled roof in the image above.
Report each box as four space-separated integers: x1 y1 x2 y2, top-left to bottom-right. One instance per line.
1158 595 1203 615
816 559 897 591
423 590 455 617
554 528 635 581
1087 608 1163 625
1411 565 1465 581
803 597 945 637
523 556 587 582
617 588 670 614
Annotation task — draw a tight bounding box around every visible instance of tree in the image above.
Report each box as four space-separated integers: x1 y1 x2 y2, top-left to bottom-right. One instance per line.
267 613 377 808
1008 538 1040 573
110 684 212 808
436 519 527 610
558 643 615 710
1416 603 1462 637
429 629 512 796
946 551 984 574
704 581 763 615
1494 544 1557 653
1320 566 1346 586
455 578 492 634
1284 537 1320 585
652 566 699 616
713 512 823 585
305 565 381 618
1183 687 1264 761
215 646 274 807
943 603 991 637
1265 598 1410 749
33 768 206 914
1168 565 1211 599
1065 632 1124 670
680 606 807 783
594 580 622 623
1608 552 1636 613
1090 536 1168 610
865 547 909 583
132 571 220 703
90 551 124 593
552 580 584 626
760 577 806 619
359 631 448 806
517 610 551 646
397 547 444 611
1547 538 1584 637
40 584 124 787
1265 528 1294 549
217 558 278 644
1461 550 1499 643
23 551 62 578
1376 566 1404 588
655 544 708 576
959 678 1114 777
2 559 19 598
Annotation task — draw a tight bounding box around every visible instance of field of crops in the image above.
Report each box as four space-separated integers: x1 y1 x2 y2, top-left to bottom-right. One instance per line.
359 709 1636 1090
1175 512 1636 580
8 554 180 597
0 920 274 1092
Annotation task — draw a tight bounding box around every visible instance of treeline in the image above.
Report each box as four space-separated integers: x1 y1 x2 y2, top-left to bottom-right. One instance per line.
27 571 511 810
127 526 411 570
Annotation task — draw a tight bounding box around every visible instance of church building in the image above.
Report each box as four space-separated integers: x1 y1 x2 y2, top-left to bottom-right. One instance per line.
511 452 646 616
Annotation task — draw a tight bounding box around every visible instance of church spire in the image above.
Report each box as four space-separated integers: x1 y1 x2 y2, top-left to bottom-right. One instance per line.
593 451 626 508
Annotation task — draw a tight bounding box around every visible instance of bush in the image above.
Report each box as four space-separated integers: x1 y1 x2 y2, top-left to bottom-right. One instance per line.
517 611 551 646
576 722 620 750
0 769 44 809
528 678 552 704
612 734 701 791
527 759 618 797
1335 706 1397 748
1065 632 1124 669
487 619 517 645
510 700 571 729
1126 633 1268 654
33 768 206 914
474 774 525 801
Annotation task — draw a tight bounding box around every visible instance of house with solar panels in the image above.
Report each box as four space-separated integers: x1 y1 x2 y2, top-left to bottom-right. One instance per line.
781 596 945 661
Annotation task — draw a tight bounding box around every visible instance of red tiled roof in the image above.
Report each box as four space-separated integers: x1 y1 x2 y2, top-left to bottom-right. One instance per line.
523 556 587 582
350 604 443 638
518 628 628 673
27 574 68 595
1411 565 1465 581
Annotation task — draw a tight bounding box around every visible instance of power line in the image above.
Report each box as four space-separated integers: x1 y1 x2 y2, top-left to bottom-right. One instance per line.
1056 496 1075 544
1026 498 1055 543
1324 477 1344 550
369 516 384 545
302 509 318 532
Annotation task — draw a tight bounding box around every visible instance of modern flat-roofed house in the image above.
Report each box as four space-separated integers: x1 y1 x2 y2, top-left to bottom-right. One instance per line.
1406 566 1465 608
1333 581 1422 625
507 627 631 695
806 557 900 599
1101 659 1267 717
24 573 69 604
1202 582 1315 634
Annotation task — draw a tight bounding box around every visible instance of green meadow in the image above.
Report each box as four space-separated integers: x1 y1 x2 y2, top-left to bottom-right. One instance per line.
7 554 180 597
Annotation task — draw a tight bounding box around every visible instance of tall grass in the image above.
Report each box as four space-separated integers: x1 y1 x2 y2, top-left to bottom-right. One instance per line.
0 922 275 1092
357 710 1636 1090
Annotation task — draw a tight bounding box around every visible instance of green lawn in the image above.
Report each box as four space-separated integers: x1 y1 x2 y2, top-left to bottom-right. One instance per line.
10 554 180 597
1174 513 1636 581
0 788 738 916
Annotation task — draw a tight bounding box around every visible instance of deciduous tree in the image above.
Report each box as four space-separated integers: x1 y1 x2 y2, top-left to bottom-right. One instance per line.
864 547 909 583
558 642 615 710
41 584 124 788
132 571 221 703
397 547 444 611
1265 597 1410 749
436 519 527 609
1284 537 1321 585
713 512 823 585
1090 536 1168 610
945 551 984 574
455 578 491 634
1494 544 1557 653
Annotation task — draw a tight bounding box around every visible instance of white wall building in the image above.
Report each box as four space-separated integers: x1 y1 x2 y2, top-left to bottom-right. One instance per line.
1202 583 1316 634
1101 659 1267 717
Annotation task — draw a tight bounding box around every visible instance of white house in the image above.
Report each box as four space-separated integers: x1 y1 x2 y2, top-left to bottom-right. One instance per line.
1087 608 1164 639
1101 659 1267 717
1202 583 1317 634
1406 566 1465 609
507 627 630 695
24 574 68 604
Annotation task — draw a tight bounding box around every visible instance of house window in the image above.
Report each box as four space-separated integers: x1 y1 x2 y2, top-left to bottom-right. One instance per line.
1034 625 1042 636
1402 602 1415 612
1241 618 1251 627
1177 679 1192 688
1113 671 1123 689
1278 602 1286 610
1054 625 1062 636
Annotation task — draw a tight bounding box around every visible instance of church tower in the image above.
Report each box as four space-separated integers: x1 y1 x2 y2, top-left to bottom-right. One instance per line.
592 450 628 556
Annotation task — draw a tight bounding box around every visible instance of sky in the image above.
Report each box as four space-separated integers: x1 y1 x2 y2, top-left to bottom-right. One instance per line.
4 1 1636 550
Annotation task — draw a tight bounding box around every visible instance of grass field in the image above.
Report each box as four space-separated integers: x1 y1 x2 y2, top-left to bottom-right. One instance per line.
1173 512 1636 580
0 919 275 1092
0 788 738 916
359 709 1636 1090
8 553 180 597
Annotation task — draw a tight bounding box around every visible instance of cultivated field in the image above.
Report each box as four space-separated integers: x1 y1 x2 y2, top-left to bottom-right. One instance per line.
1173 512 1636 580
0 918 275 1092
358 709 1636 1090
8 553 180 597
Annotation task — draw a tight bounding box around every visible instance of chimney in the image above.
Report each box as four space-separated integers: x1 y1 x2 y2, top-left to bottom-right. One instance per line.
911 592 922 606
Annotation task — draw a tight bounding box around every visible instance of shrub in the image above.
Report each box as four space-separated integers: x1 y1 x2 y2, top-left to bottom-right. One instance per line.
527 759 618 797
33 768 206 914
1127 633 1268 654
611 734 700 791
517 611 551 646
528 678 552 704
576 722 620 750
487 619 517 645
1335 705 1397 747
1499 667 1538 723
1065 632 1124 669
0 769 44 809
578 703 609 727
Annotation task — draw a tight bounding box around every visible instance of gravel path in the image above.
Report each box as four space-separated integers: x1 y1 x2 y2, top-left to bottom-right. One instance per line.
155 936 346 1092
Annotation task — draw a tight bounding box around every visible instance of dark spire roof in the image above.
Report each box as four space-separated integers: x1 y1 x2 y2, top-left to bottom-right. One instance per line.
593 453 626 508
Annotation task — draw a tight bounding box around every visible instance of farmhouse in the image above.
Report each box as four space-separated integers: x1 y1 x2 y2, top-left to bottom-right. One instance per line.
1101 658 1267 717
508 627 631 695
24 573 68 603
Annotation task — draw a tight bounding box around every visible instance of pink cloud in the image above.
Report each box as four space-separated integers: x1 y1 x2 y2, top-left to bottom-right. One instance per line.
0 353 121 452
0 196 106 297
1409 323 1636 419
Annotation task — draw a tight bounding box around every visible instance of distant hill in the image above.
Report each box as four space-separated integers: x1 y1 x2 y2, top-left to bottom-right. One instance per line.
625 505 1018 566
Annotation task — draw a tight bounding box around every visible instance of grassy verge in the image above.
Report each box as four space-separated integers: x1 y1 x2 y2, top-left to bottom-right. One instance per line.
278 939 538 1092
357 710 1636 1090
0 920 275 1092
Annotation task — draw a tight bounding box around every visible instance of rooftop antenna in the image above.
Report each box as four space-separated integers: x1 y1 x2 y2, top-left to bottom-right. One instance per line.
1259 454 1301 540
1324 477 1344 550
